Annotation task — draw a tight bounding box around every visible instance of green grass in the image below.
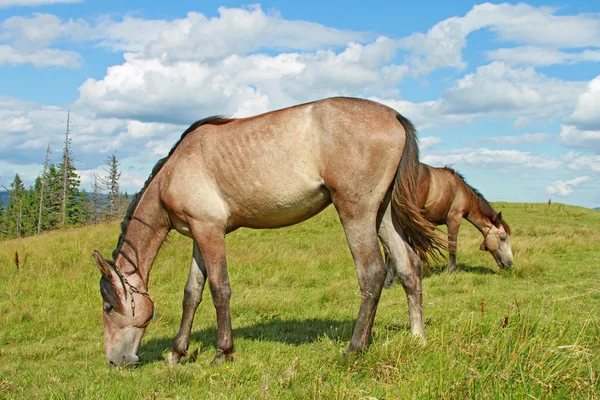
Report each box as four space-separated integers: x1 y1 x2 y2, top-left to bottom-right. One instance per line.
1 202 599 399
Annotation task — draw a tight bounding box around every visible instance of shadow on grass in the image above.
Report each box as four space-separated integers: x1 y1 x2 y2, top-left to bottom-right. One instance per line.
139 317 355 364
424 263 498 277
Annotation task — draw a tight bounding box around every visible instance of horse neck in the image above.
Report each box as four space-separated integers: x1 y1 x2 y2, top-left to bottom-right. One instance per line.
114 185 170 288
465 191 493 236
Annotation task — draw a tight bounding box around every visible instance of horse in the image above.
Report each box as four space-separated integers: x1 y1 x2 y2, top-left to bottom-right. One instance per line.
93 97 444 367
412 163 513 273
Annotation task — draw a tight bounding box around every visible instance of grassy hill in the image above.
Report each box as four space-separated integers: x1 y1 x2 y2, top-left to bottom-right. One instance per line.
1 202 599 398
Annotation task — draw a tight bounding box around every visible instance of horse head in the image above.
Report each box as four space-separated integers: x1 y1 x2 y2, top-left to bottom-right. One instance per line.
480 212 514 269
94 250 155 367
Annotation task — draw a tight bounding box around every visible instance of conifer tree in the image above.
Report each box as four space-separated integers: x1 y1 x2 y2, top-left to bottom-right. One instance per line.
99 153 122 221
6 174 25 238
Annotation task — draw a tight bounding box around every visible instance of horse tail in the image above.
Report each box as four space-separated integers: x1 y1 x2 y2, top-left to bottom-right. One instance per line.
391 113 445 264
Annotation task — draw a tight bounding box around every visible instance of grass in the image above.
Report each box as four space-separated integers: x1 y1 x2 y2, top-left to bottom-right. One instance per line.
1 202 599 399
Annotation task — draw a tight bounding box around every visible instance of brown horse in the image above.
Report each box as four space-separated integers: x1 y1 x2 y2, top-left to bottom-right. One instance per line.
414 163 513 272
93 97 444 367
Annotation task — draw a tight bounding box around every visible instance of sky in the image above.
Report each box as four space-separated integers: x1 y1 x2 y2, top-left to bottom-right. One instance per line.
0 0 599 208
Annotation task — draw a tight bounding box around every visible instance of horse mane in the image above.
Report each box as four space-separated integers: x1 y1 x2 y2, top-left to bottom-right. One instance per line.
112 116 233 262
441 165 511 234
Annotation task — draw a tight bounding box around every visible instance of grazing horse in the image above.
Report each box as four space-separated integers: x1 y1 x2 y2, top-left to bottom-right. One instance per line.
93 97 444 367
414 163 513 272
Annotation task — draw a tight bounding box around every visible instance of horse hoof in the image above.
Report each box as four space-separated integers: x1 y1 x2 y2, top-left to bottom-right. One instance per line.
164 352 182 366
344 343 367 356
211 349 234 365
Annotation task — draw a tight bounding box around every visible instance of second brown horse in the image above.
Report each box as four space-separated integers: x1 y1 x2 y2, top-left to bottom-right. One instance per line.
415 163 513 272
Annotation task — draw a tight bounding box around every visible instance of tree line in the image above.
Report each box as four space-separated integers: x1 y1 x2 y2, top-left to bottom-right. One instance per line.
0 113 130 240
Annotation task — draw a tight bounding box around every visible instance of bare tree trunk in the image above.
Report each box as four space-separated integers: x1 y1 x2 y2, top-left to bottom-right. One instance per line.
38 144 51 234
61 111 71 225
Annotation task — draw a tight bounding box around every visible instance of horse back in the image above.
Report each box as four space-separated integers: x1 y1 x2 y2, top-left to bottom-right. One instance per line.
419 164 470 225
158 97 406 232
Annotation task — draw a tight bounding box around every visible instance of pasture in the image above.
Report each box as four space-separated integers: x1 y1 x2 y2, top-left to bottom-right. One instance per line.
1 202 599 399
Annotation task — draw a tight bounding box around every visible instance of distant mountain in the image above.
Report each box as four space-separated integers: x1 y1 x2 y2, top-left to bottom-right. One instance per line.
595 207 600 210
0 191 7 206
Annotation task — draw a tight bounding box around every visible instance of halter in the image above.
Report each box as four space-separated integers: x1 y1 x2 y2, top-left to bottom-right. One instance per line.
112 264 155 323
480 224 493 251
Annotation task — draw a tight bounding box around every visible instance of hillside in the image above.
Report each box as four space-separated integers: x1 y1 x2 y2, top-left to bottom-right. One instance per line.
0 202 599 398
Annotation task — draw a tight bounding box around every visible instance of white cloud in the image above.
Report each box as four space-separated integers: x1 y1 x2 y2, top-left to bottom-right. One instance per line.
0 0 81 7
564 76 600 131
439 61 585 118
396 3 600 76
559 125 600 153
95 6 368 60
0 96 194 192
559 76 600 152
0 13 89 49
420 136 442 150
422 148 562 170
480 133 554 145
0 44 81 67
487 46 600 67
75 36 404 123
546 176 591 196
564 152 600 173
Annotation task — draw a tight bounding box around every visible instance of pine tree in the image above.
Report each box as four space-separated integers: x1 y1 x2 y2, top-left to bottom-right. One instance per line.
6 174 26 238
99 153 122 221
43 164 64 230
58 111 86 226
0 191 6 239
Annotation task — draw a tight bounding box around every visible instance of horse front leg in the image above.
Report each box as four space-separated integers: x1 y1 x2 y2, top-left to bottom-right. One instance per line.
165 242 207 365
446 215 462 272
189 222 234 364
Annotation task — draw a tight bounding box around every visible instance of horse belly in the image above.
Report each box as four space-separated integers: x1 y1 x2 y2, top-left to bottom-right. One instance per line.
227 179 332 230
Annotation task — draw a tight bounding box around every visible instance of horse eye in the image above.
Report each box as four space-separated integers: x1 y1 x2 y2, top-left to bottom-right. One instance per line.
103 304 113 313
500 236 506 242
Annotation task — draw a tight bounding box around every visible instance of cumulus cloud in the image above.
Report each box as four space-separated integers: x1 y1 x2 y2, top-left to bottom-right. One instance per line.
439 61 585 118
397 2 600 76
75 36 403 123
546 176 591 196
559 76 600 152
564 76 600 131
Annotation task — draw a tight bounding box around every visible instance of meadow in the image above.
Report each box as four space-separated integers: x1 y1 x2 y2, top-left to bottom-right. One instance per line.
0 202 599 399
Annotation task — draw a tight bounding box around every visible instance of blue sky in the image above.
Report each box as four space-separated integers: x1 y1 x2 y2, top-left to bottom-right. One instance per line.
1 0 599 208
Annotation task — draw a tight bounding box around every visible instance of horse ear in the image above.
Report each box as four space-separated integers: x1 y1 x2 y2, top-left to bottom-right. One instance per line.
480 242 488 251
496 212 503 221
93 250 113 278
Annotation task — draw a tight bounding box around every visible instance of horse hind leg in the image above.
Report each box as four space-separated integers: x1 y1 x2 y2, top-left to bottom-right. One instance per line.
334 200 387 354
166 241 207 365
377 198 426 338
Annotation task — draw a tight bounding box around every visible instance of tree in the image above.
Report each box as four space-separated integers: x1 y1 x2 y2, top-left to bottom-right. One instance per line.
57 111 86 226
99 153 122 221
5 174 26 238
42 164 65 230
37 144 51 234
87 174 104 224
